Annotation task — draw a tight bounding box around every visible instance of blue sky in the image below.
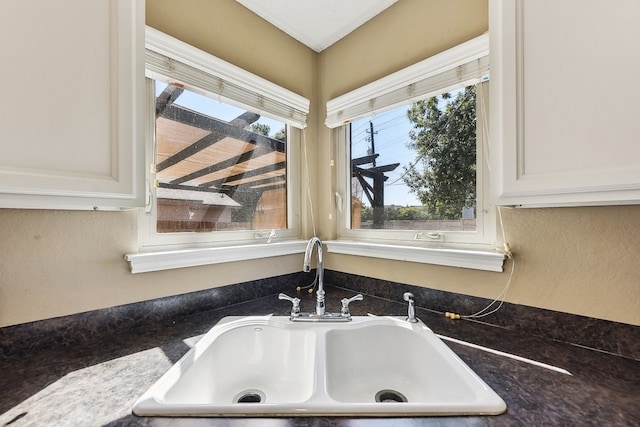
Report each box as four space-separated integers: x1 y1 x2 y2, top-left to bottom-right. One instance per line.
157 81 425 207
350 105 422 206
156 81 285 134
350 88 468 208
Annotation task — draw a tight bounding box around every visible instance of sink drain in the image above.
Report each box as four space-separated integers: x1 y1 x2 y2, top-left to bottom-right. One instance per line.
375 389 408 403
234 389 265 404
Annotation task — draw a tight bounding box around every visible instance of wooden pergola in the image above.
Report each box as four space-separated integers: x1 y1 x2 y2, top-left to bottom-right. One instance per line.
352 153 399 229
154 85 287 232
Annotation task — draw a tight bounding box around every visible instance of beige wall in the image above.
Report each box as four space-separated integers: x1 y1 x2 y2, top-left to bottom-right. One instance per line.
0 209 303 327
0 0 316 328
319 0 639 326
326 206 640 325
1 0 638 328
317 0 489 240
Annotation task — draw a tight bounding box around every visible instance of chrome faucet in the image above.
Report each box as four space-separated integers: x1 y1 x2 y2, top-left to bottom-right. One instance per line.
303 236 325 316
279 237 363 322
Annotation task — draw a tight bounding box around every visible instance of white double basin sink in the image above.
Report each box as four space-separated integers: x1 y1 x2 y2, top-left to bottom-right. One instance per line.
133 315 506 417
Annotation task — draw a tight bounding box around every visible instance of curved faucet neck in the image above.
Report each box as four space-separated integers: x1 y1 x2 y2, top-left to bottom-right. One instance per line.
303 237 325 316
304 236 323 268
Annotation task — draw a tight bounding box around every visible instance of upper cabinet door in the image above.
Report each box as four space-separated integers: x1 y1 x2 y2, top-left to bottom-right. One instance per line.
490 0 640 207
0 0 145 210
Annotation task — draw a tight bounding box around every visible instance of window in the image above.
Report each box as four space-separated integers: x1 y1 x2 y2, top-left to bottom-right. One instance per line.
153 81 289 234
327 34 503 271
343 82 489 245
138 27 309 251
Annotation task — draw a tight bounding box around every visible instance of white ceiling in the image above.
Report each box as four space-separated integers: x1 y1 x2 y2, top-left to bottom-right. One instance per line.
235 0 399 52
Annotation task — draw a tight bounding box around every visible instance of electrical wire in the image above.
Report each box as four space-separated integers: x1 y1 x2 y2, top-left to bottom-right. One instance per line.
302 128 316 238
445 84 515 320
461 255 515 319
447 197 516 320
478 79 492 175
299 127 318 294
385 88 475 187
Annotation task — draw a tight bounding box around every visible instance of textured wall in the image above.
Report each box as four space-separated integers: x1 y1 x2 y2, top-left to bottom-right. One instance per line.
1 0 637 328
0 0 316 327
146 0 316 98
0 209 303 327
325 206 640 325
318 0 639 326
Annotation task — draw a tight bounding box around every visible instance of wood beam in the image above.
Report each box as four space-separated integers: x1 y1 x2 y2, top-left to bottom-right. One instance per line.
201 161 286 189
223 175 285 191
156 105 284 172
368 163 400 174
158 182 219 193
224 182 286 196
229 111 260 128
155 85 184 117
355 174 374 206
351 154 379 166
170 141 273 185
354 166 390 182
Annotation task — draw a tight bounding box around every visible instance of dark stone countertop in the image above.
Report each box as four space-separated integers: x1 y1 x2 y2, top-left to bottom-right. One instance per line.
1 286 639 427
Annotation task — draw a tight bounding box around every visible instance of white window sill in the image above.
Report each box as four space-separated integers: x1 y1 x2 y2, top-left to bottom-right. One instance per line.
325 240 505 272
124 240 308 274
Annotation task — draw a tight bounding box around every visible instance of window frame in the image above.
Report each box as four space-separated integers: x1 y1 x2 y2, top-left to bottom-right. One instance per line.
327 36 504 272
127 27 308 272
335 81 493 247
139 83 302 250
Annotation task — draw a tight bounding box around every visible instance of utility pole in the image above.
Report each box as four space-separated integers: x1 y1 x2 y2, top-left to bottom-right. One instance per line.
366 121 378 166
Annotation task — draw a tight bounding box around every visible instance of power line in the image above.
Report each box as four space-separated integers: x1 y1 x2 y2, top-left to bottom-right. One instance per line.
385 89 474 186
365 121 378 165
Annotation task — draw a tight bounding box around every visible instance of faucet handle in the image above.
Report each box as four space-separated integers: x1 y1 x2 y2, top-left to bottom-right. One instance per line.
341 294 363 318
279 293 301 318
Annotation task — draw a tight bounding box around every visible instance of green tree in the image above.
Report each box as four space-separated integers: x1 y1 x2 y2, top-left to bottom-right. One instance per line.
403 86 476 219
384 206 398 221
360 206 373 222
248 122 270 136
248 123 286 142
397 206 421 220
273 128 286 141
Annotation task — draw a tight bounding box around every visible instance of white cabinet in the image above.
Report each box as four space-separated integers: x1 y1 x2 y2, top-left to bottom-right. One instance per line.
490 0 640 207
0 0 145 210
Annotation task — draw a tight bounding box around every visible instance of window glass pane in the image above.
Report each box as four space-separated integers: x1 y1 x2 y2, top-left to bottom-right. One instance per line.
350 85 476 231
154 81 287 233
